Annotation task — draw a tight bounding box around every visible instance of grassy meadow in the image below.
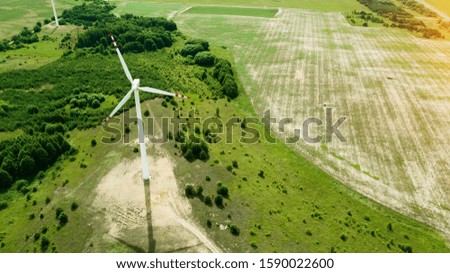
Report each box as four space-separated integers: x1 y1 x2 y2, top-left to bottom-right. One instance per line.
185 6 278 18
0 0 81 39
0 0 449 253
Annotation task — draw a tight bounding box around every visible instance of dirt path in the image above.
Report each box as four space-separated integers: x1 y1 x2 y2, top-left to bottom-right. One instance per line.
92 144 221 253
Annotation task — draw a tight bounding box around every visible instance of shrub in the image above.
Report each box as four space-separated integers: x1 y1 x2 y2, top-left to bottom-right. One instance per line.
91 139 97 147
71 202 79 211
229 224 240 236
387 223 393 232
306 229 312 236
0 201 8 211
45 197 51 205
204 196 212 206
232 160 238 168
205 176 211 182
258 170 265 178
206 219 212 228
340 234 347 242
398 244 412 253
55 207 64 218
40 236 50 252
196 184 204 197
214 195 224 207
226 165 233 172
217 185 229 197
0 169 13 189
185 38 209 50
58 212 68 225
194 52 216 66
180 44 204 57
133 147 139 153
144 110 150 117
185 184 196 198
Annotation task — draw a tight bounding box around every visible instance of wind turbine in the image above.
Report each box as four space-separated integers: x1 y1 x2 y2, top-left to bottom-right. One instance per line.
101 34 188 181
51 0 59 26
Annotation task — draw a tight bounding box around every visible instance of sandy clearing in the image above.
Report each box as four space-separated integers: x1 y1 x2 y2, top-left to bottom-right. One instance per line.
92 144 221 253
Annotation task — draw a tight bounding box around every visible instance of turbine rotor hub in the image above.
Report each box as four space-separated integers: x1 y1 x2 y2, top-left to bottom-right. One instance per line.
132 79 140 90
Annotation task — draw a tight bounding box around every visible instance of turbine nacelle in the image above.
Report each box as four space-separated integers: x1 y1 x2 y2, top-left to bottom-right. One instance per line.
132 79 140 90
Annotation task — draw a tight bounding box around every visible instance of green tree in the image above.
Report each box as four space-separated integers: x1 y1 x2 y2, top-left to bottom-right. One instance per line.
0 169 13 189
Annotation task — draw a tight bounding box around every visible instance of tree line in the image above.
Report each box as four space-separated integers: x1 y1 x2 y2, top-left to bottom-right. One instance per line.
0 133 72 189
357 0 443 38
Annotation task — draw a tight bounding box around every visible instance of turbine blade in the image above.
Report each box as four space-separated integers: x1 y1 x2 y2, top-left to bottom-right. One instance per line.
138 86 189 99
101 89 133 125
110 34 133 84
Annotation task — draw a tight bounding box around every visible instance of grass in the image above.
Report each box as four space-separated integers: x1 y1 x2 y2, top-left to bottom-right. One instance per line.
0 0 81 39
112 2 186 18
185 6 278 18
0 0 449 253
132 0 369 12
0 25 80 73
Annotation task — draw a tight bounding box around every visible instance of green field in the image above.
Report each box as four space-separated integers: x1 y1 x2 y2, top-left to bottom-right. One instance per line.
0 0 449 253
0 0 80 39
112 2 186 18
185 6 278 18
126 0 368 12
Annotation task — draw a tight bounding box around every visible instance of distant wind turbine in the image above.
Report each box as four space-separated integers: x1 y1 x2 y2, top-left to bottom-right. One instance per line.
101 34 189 181
51 0 59 26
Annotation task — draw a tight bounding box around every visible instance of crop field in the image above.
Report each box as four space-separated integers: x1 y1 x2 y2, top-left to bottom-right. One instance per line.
424 0 450 17
0 0 80 39
185 6 278 18
175 8 450 240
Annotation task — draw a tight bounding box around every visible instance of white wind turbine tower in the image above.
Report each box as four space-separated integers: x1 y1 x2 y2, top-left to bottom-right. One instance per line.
101 34 188 181
51 0 59 26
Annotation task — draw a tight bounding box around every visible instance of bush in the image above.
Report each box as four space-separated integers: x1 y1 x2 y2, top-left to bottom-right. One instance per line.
185 38 209 50
214 195 224 207
206 219 212 228
204 196 212 206
71 202 79 211
196 184 204 196
144 110 150 117
133 147 139 153
40 236 50 252
205 176 211 182
91 139 97 147
258 170 265 178
340 234 347 242
58 212 68 225
229 224 240 236
55 207 64 218
217 185 229 198
185 184 196 198
180 43 204 57
194 52 216 66
0 201 8 211
306 229 312 236
232 160 238 168
0 169 13 189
